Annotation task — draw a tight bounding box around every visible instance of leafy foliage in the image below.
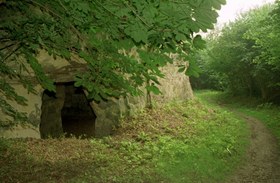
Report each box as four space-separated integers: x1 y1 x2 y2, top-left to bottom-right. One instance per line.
192 2 280 102
0 0 225 125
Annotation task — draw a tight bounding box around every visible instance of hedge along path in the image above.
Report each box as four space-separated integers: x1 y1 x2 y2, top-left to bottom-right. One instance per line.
226 112 280 183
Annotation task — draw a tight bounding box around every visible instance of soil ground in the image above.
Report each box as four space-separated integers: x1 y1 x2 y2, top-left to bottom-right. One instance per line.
226 112 280 183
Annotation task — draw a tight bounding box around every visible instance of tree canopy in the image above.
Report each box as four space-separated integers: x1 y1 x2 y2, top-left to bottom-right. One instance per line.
192 1 280 102
0 0 225 125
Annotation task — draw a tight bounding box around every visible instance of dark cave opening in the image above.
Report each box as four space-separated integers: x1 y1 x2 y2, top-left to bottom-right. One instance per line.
61 83 96 138
40 82 96 138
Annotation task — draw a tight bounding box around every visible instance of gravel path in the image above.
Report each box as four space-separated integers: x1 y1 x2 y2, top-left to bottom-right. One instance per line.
226 113 280 183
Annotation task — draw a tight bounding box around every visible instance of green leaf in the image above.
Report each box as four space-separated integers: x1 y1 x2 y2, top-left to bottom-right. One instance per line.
124 23 148 43
146 85 161 95
178 67 186 73
193 35 206 50
175 33 187 41
26 54 55 92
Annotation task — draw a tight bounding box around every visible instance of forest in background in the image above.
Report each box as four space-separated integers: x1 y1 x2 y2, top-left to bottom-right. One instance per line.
1 1 280 182
191 1 280 103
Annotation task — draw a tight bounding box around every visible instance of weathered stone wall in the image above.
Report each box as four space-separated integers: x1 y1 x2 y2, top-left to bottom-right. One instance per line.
0 84 43 138
155 63 193 102
90 62 193 137
0 51 193 138
40 85 65 138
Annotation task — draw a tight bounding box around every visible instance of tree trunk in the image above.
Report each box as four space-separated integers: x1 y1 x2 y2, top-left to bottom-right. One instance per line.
146 79 153 109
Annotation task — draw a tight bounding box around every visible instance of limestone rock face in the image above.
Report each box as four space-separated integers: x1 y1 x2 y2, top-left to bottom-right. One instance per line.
91 98 122 137
37 50 87 83
40 85 65 138
156 63 193 102
0 124 40 138
90 63 193 137
0 84 43 138
90 95 147 137
0 51 193 138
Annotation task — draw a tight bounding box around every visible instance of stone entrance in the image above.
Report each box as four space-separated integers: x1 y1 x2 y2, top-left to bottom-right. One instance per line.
40 82 96 138
1 50 194 139
61 83 96 138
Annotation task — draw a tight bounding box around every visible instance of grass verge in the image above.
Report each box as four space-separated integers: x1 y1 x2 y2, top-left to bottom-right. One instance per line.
0 98 248 183
195 90 280 144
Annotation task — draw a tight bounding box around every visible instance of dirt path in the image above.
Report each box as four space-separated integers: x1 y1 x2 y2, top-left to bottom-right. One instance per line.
226 112 280 183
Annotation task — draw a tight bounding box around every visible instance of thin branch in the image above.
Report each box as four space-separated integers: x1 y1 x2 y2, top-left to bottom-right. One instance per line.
95 0 119 18
29 0 61 19
57 0 84 23
1 43 21 63
28 0 85 41
0 38 13 42
58 0 67 11
0 42 17 51
96 0 151 28
123 2 152 28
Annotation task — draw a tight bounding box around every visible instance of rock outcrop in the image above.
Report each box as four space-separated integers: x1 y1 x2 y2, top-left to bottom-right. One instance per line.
0 50 193 138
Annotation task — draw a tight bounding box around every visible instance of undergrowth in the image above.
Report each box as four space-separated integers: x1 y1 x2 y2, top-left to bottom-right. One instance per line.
195 90 280 144
0 98 248 183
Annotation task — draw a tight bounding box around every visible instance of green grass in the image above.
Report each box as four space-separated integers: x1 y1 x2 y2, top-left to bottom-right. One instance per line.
0 98 249 183
195 90 280 144
153 100 249 182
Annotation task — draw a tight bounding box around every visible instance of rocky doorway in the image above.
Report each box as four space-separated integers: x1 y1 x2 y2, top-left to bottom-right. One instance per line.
61 83 96 138
40 82 96 138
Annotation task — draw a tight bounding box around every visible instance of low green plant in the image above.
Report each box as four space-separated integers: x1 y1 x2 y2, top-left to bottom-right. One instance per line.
154 108 248 182
196 90 280 145
0 138 10 153
0 98 249 183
